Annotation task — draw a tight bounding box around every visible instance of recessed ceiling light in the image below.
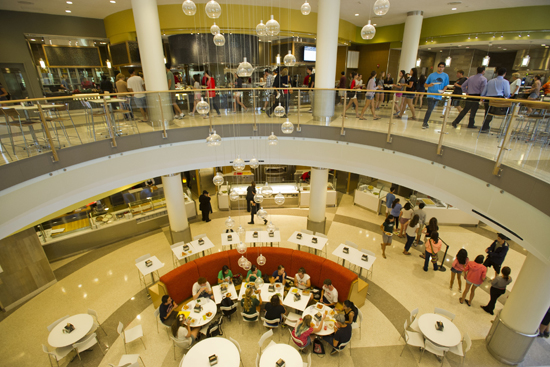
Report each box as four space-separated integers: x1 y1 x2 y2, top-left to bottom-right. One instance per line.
542 44 546 46
466 46 469 48
110 0 116 3
452 8 457 10
503 48 507 50
372 24 377 26
30 38 35 41
355 14 359 16
498 46 501 48
428 48 431 50
65 9 71 13
66 1 72 3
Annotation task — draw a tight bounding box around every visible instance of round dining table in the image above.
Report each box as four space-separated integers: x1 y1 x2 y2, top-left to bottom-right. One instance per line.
301 303 337 336
47 314 94 348
182 337 240 367
260 343 303 367
180 298 217 327
417 313 462 348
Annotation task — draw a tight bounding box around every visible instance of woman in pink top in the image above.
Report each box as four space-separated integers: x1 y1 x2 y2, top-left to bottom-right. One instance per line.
460 255 487 306
291 314 325 353
450 248 469 292
423 231 442 272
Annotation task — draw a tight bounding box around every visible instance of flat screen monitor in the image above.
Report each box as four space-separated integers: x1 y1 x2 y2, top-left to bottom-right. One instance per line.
304 46 316 62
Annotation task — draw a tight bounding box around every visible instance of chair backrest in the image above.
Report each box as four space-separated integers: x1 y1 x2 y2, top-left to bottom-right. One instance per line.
117 321 124 335
73 333 97 351
42 344 51 354
307 353 312 367
229 336 241 352
301 229 313 235
47 315 70 332
135 254 151 263
403 319 409 333
242 311 259 322
87 308 99 321
315 233 327 238
357 308 363 323
425 339 449 352
53 104 69 112
154 308 160 318
170 243 181 249
193 234 206 240
2 108 21 120
345 240 358 249
464 332 472 353
220 303 237 311
434 307 455 321
255 353 260 367
262 317 281 327
170 335 191 349
258 329 273 349
361 248 375 257
410 308 419 322
336 340 351 351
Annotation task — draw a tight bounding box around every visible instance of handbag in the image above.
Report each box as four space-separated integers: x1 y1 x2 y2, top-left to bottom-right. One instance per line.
429 239 439 263
313 337 325 355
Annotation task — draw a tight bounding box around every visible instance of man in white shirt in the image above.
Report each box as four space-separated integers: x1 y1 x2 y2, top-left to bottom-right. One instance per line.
126 68 148 122
321 279 338 308
192 277 213 300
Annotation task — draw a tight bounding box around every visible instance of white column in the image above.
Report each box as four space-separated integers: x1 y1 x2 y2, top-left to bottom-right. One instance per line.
398 11 423 73
307 168 329 233
162 173 191 242
313 0 340 121
131 0 172 123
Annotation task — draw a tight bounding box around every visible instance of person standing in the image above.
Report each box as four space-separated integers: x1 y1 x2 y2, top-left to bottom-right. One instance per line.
204 70 221 117
481 266 512 315
246 181 256 213
60 75 70 91
422 62 449 129
423 231 442 272
383 73 394 105
375 71 386 110
338 71 347 105
451 66 487 129
527 75 542 101
100 74 114 94
343 72 361 118
233 73 247 113
460 255 487 306
483 233 510 277
390 198 402 232
392 70 406 115
449 248 469 292
267 68 281 117
509 72 522 99
414 202 427 245
403 214 419 255
542 78 550 96
480 67 510 133
262 69 274 112
199 190 212 222
127 68 149 122
281 68 290 116
414 74 426 109
380 215 395 259
307 66 315 113
358 71 381 120
115 73 133 120
448 69 467 115
538 307 550 338
399 202 414 237
191 74 201 116
81 77 93 89
397 68 418 120
384 186 396 216
166 64 184 119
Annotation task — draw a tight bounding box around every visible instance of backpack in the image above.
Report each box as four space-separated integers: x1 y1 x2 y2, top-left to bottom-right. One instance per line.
220 296 237 317
232 273 243 286
312 337 325 356
206 316 224 338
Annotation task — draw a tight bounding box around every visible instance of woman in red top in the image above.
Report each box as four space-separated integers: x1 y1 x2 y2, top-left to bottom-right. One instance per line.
204 70 221 117
343 72 361 118
291 314 325 353
460 255 487 307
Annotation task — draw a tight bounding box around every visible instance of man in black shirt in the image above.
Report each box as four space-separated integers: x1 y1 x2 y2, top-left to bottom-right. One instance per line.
246 181 256 213
449 70 467 115
159 295 178 326
307 66 315 112
322 313 352 355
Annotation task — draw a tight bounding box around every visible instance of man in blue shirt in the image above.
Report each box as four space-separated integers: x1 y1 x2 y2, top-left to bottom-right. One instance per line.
385 186 396 216
451 66 487 129
480 67 511 133
423 62 449 129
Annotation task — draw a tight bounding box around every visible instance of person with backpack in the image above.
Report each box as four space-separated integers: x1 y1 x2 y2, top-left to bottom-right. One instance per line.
423 231 442 272
172 315 200 348
291 314 325 353
450 249 469 292
481 266 512 315
322 313 352 356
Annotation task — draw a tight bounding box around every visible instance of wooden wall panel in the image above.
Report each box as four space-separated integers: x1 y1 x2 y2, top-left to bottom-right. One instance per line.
357 43 391 80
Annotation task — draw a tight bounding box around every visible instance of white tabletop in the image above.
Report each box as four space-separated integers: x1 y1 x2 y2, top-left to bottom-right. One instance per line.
287 231 328 251
245 230 263 244
259 230 281 243
135 255 164 276
418 313 462 348
237 282 284 302
179 298 218 327
221 233 240 247
283 287 311 311
3 104 58 110
48 314 94 348
171 237 215 260
89 98 128 103
302 303 337 336
259 343 303 367
212 283 238 304
332 244 376 271
183 337 240 367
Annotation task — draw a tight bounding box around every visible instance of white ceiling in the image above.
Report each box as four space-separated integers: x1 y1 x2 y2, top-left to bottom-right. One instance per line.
0 0 548 27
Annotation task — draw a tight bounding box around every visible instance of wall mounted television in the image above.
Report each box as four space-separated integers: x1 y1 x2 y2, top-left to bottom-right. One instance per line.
303 46 316 62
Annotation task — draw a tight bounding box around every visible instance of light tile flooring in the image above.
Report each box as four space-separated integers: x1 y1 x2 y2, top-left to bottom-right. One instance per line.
1 101 549 182
1 190 549 367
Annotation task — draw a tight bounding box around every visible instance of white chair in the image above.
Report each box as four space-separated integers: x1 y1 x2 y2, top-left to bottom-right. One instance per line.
448 332 472 366
300 229 313 235
108 354 146 367
409 308 420 332
170 243 182 268
220 303 238 321
47 315 70 332
135 254 151 287
73 332 104 359
259 329 276 354
289 329 307 352
229 337 245 367
178 355 185 367
352 308 363 339
315 232 328 257
255 353 260 367
88 308 107 335
345 240 358 249
154 308 172 338
170 335 190 360
42 344 74 367
241 311 260 335
420 339 449 367
400 319 424 358
303 353 312 367
262 316 282 340
117 322 146 353
434 307 456 321
332 340 351 366
284 312 300 328
360 248 376 278
193 234 207 240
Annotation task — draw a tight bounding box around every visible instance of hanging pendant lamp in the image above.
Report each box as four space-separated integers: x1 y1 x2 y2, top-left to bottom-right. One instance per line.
301 1 311 15
196 97 210 115
284 50 296 66
373 0 390 16
213 171 224 186
233 156 245 172
266 15 280 36
256 20 267 36
361 20 376 40
281 118 294 134
210 22 220 35
213 33 225 46
205 0 221 19
182 0 197 16
268 132 278 146
206 130 221 146
237 58 253 77
249 157 260 169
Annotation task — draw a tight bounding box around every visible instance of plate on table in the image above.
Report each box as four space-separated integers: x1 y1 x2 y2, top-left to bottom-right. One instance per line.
183 305 189 310
205 312 213 318
226 293 232 298
316 303 324 310
291 289 298 293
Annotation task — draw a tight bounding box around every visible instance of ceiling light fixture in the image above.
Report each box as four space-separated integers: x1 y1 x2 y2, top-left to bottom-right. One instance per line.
106 59 112 69
110 0 116 3
451 7 457 10
373 0 390 16
30 38 35 41
65 9 71 13
66 1 72 3
301 1 311 15
416 58 421 67
39 58 46 69
521 43 531 67
355 14 359 16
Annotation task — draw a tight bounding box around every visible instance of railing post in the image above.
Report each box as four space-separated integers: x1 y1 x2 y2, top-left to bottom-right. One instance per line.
492 103 520 176
158 93 168 139
387 93 396 143
253 91 257 132
437 95 451 155
297 90 301 132
102 100 118 148
37 103 59 162
340 90 346 136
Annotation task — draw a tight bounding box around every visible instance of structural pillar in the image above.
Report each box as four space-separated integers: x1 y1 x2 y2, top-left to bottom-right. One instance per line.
486 253 550 364
313 0 340 123
307 168 328 234
162 173 192 243
398 11 423 73
131 0 173 125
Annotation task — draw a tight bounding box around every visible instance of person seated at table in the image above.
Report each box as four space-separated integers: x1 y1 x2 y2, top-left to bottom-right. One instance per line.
291 314 325 353
241 287 262 321
264 294 286 326
272 265 286 284
246 265 262 282
159 295 179 326
322 313 352 355
172 314 200 348
218 265 233 284
321 279 339 308
192 277 214 300
295 267 311 290
341 300 358 324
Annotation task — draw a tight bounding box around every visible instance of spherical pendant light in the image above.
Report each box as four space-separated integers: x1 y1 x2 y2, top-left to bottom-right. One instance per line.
361 20 376 40
205 0 221 19
249 157 259 169
301 1 311 15
274 192 285 205
284 50 296 66
229 189 239 201
267 221 276 233
237 242 247 254
197 97 210 115
266 15 280 36
210 22 220 35
237 57 253 78
254 192 264 203
213 171 224 186
261 182 273 197
268 132 278 146
257 207 268 220
182 0 197 16
256 20 267 36
225 216 235 229
213 33 225 46
274 103 285 117
233 156 245 172
237 254 247 266
206 130 221 146
242 260 252 271
254 274 265 286
281 118 294 134
373 0 390 16
236 225 245 239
